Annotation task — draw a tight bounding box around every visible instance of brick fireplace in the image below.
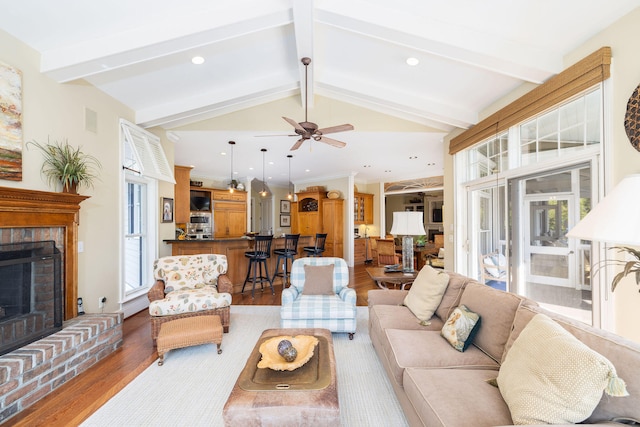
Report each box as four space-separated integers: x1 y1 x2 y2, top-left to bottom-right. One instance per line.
0 187 123 422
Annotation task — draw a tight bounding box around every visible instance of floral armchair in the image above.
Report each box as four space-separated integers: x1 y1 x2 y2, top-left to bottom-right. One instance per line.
280 257 357 339
147 254 233 344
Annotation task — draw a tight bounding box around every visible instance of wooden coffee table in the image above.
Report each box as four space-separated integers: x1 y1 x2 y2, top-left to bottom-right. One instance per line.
366 266 418 290
223 328 339 426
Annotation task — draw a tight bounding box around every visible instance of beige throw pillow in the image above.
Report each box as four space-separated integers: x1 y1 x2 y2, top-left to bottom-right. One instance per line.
403 266 450 321
497 313 628 425
302 264 335 295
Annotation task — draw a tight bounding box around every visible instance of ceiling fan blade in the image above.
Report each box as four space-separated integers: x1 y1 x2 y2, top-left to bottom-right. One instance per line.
317 135 347 148
254 134 297 137
283 116 306 133
316 124 354 135
290 138 306 151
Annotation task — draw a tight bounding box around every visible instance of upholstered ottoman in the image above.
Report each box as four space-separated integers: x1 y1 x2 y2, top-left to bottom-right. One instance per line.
157 315 223 366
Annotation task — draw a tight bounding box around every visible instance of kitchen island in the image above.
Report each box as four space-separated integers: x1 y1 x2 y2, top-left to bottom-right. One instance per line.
164 235 314 293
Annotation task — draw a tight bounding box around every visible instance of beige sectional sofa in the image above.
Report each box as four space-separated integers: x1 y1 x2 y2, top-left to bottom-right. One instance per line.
368 271 640 426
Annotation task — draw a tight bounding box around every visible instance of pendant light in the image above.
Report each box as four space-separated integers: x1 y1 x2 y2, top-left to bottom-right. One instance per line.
287 154 293 200
260 148 267 197
228 140 236 193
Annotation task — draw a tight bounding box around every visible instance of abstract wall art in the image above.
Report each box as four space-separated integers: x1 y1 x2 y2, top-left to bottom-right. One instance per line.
0 61 23 181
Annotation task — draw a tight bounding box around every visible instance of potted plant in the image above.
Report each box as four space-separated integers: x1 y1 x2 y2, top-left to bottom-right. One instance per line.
27 138 102 194
607 247 640 292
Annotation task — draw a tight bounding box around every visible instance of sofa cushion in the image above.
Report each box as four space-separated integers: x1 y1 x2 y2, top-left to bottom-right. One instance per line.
154 254 228 292
497 313 628 425
459 282 524 362
381 329 499 387
403 368 513 427
403 266 450 321
441 304 481 352
302 264 335 295
434 272 473 323
280 294 356 320
505 305 640 424
148 286 231 316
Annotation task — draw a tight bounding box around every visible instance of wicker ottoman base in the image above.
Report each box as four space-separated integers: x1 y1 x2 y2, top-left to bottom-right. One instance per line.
157 315 223 366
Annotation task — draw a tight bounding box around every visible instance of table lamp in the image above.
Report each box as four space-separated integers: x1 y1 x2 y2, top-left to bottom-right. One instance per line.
390 211 427 273
567 174 640 290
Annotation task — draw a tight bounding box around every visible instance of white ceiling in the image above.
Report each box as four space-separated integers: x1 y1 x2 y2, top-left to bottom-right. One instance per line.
1 0 638 186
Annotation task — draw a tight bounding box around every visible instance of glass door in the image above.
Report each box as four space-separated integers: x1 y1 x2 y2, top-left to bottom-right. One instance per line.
514 166 592 324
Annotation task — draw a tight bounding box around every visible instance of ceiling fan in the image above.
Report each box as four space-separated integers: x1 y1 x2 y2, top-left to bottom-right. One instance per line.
283 57 354 151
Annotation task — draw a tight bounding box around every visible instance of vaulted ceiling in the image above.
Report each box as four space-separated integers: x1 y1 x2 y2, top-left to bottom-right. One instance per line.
2 0 638 185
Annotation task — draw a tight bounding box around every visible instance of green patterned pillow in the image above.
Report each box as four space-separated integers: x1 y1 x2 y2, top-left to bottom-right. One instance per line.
441 304 481 352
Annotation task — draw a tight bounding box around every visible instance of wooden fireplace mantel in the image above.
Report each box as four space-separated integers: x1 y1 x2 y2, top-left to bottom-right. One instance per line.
0 186 89 320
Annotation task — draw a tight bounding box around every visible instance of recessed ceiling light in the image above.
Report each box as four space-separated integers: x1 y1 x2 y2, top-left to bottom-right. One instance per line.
249 167 254 171
305 169 311 173
191 56 205 65
221 151 227 156
406 57 419 66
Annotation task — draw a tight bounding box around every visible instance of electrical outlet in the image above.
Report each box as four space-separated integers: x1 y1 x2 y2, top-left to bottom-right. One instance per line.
98 297 106 309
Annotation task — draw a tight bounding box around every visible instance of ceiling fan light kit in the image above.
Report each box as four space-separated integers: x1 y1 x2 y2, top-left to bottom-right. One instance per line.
282 57 354 151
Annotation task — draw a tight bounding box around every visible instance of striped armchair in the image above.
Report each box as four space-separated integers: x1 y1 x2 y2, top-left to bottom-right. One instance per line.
280 257 357 339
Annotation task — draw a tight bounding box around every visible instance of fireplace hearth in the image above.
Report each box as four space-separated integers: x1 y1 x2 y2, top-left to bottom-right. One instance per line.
0 241 62 356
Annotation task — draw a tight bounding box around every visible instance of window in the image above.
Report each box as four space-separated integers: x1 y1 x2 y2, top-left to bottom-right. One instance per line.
120 120 167 313
520 89 601 166
124 179 147 295
458 87 602 326
467 132 508 180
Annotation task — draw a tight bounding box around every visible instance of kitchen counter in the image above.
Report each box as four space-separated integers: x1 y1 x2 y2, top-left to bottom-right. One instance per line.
164 235 315 292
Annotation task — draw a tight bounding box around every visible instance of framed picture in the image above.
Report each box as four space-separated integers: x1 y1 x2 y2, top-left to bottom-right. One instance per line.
280 214 291 227
280 200 291 213
161 197 174 223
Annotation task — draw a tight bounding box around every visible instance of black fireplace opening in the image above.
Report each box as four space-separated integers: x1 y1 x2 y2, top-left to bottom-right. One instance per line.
0 240 62 356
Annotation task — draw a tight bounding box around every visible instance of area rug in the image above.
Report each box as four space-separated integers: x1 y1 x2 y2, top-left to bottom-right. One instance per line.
80 306 408 427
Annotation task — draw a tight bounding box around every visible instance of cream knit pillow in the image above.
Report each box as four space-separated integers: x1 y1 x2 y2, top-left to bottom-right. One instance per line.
403 266 450 321
497 313 628 425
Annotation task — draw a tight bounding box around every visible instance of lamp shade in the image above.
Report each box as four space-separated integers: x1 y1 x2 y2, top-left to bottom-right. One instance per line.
390 211 426 236
567 174 640 246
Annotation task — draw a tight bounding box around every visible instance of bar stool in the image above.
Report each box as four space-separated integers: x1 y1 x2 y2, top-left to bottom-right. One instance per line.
272 234 300 287
303 233 327 257
242 235 274 298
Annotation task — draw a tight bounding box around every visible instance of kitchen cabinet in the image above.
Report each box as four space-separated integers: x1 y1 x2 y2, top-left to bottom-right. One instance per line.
292 190 325 236
322 198 344 257
174 165 193 225
212 189 246 202
214 202 247 238
354 237 374 264
354 192 373 225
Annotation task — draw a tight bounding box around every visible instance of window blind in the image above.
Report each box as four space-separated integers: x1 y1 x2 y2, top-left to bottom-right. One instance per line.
449 47 611 155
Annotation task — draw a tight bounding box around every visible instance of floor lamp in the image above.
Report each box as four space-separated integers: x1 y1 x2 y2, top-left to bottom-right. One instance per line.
390 211 426 273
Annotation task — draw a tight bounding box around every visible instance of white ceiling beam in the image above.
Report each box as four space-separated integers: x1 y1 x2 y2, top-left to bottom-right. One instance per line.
315 77 475 130
292 0 314 109
41 9 292 82
316 9 558 84
137 82 298 129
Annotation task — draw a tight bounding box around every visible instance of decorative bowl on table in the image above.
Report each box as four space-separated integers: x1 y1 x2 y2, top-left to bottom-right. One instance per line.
257 335 319 371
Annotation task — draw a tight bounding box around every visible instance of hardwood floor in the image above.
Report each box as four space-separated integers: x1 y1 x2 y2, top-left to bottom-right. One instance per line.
3 263 381 427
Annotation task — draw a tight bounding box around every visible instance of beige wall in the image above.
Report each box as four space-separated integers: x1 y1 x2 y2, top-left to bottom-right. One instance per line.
0 30 142 314
443 7 640 341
